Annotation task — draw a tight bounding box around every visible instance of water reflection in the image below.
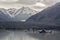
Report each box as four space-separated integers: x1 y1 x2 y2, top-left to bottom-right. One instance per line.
27 30 60 40
0 30 60 40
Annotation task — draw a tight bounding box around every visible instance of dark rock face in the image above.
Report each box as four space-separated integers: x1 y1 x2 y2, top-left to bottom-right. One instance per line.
26 2 60 26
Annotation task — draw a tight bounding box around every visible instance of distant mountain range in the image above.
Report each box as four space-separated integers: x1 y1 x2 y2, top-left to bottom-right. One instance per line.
0 7 37 21
0 3 60 30
13 7 37 21
0 8 12 21
7 8 16 15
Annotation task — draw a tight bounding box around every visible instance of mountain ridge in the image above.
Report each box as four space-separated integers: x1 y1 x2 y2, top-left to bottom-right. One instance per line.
0 7 37 21
26 2 60 26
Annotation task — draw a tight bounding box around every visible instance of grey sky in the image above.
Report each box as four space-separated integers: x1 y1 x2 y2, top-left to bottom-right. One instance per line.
0 0 60 4
0 0 60 10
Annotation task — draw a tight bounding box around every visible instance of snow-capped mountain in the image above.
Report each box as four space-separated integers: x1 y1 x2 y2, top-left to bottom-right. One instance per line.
0 8 8 15
13 7 37 21
0 8 13 17
7 8 16 15
0 7 38 21
26 2 60 26
0 8 12 21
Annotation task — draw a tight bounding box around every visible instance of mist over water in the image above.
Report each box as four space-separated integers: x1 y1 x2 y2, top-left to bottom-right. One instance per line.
0 30 60 40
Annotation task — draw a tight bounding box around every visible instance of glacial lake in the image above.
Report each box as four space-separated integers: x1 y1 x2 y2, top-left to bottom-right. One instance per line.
0 30 60 40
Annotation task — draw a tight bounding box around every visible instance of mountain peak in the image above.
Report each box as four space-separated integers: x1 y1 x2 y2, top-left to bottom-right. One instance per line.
0 7 37 21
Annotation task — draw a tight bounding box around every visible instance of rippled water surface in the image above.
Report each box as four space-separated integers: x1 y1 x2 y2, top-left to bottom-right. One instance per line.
0 30 60 40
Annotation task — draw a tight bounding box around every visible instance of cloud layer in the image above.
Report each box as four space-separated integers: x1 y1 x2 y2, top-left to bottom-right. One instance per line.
0 0 60 11
0 0 60 4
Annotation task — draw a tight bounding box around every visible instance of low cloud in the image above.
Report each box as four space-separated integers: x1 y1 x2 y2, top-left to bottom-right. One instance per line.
0 0 60 5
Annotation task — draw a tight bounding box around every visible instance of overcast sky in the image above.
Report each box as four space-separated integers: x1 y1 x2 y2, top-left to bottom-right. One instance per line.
0 0 60 11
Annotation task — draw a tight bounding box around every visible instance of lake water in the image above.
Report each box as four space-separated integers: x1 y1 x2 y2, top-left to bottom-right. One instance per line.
0 30 60 40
